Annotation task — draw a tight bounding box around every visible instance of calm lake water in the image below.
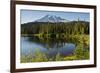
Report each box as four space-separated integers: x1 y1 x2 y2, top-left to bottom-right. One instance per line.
21 37 76 57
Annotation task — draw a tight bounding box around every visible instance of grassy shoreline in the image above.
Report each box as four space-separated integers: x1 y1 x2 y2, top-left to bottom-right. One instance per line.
21 34 89 63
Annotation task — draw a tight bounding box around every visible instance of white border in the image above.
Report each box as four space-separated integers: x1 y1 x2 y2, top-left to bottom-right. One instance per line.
16 5 94 69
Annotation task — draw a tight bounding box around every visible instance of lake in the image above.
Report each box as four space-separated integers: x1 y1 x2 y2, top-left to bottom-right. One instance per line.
21 36 76 58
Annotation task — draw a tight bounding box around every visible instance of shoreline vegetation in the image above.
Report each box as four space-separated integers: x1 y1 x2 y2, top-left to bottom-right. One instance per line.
21 20 90 63
21 34 89 63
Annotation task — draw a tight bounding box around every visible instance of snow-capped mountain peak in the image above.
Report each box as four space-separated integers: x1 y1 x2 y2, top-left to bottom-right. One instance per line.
35 15 69 23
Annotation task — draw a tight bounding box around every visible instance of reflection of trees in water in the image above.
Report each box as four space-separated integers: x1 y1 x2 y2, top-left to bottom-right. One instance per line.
28 36 66 49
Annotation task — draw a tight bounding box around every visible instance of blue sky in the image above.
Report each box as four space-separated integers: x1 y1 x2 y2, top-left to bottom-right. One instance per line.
21 9 90 24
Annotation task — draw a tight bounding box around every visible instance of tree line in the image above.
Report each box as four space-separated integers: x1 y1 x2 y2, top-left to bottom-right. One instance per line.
21 21 89 36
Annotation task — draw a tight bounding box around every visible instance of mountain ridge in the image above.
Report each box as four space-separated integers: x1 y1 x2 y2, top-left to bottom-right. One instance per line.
34 14 69 23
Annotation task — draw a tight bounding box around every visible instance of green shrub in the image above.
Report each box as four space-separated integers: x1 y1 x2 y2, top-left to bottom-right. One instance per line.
32 49 48 62
74 44 89 60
